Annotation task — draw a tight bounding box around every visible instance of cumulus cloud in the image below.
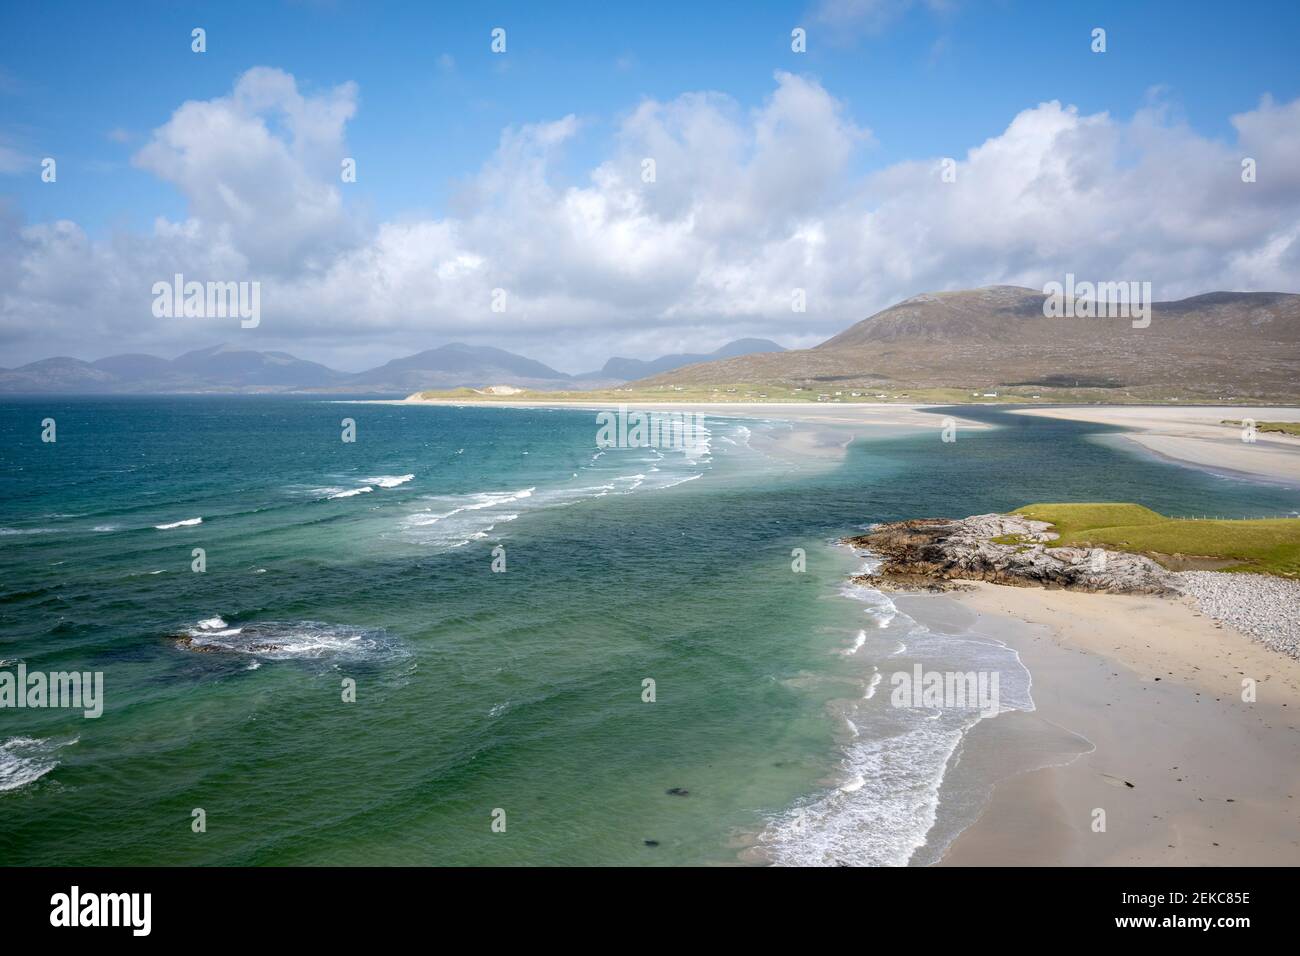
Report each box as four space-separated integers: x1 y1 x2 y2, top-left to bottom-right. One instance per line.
0 66 1297 370
131 67 359 272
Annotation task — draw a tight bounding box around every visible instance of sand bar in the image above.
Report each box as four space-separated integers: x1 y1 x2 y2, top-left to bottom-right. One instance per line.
387 397 988 430
1013 405 1300 484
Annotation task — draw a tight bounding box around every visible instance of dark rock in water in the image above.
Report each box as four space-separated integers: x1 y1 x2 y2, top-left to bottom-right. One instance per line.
168 619 399 662
844 513 1173 595
665 787 690 797
171 633 281 655
171 635 219 653
644 839 660 847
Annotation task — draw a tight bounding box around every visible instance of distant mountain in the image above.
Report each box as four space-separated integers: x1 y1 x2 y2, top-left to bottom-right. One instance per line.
166 344 347 388
91 353 175 379
0 342 570 394
346 343 573 391
576 338 786 381
0 337 791 394
0 344 348 393
0 357 121 393
641 287 1300 402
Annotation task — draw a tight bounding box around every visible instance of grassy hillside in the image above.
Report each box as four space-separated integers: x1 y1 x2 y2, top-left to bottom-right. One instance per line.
640 287 1300 403
1012 502 1300 577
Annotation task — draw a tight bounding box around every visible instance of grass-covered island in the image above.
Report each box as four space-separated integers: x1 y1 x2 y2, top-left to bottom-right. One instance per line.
1009 502 1300 578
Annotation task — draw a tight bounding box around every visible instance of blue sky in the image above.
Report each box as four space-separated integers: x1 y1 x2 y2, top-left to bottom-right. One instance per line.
2 0 1298 369
5 0 1297 234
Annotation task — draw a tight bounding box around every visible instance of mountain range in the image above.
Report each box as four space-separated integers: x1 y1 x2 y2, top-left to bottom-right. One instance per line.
0 339 786 395
7 287 1297 401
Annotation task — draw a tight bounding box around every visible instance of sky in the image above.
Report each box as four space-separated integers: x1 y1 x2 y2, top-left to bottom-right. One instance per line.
1 0 1298 372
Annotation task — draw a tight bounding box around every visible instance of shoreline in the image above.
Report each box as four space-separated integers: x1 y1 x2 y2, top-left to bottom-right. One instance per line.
918 581 1300 865
376 397 992 431
1012 405 1300 485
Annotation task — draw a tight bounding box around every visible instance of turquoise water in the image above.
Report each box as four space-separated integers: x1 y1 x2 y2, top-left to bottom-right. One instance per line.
1 398 1296 865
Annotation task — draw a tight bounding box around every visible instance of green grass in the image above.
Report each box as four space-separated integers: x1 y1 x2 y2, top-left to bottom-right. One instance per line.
1011 502 1300 578
1221 419 1300 437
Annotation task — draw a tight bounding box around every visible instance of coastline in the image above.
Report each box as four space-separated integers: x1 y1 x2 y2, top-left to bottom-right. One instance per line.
384 397 991 431
921 581 1300 865
396 398 1300 865
1012 405 1300 485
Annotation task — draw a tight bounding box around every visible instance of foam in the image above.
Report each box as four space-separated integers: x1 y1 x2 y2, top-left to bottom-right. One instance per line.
366 474 415 488
155 517 202 529
0 736 77 793
178 617 402 662
329 487 373 499
759 567 1034 866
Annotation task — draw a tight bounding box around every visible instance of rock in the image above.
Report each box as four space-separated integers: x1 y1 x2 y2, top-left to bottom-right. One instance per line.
844 513 1174 595
171 634 282 655
171 635 219 653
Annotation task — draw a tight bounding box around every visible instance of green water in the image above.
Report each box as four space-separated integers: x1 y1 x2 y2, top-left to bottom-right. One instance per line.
0 398 1295 865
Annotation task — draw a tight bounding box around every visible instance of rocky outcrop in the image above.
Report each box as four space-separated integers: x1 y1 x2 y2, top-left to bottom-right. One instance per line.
845 513 1174 594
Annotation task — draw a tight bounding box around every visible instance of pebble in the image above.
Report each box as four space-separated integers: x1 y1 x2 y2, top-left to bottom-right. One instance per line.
1176 570 1300 659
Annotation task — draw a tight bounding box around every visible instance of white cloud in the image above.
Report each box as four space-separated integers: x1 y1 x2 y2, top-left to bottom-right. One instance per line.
1 68 1298 372
131 67 359 271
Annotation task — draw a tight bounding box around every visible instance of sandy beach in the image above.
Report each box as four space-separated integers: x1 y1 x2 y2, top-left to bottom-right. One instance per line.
916 582 1300 866
395 396 988 431
1013 405 1300 484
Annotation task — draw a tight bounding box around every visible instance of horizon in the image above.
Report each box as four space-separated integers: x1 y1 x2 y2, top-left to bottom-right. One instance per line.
2 1 1299 371
6 282 1297 377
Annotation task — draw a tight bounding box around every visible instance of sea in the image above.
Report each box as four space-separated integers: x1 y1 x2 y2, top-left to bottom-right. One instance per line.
1 397 1296 865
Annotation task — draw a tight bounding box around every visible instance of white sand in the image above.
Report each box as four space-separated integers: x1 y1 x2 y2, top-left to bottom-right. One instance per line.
392 397 989 431
935 581 1300 865
1013 405 1300 484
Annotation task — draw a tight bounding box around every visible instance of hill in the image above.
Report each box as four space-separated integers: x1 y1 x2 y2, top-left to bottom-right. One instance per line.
345 343 573 392
577 338 786 381
641 287 1300 403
